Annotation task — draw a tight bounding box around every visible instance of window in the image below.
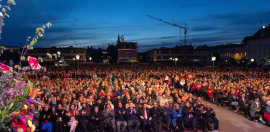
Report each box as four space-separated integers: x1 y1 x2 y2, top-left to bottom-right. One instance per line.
156 51 159 54
203 56 207 59
163 56 170 59
171 50 181 54
157 56 161 59
161 50 169 54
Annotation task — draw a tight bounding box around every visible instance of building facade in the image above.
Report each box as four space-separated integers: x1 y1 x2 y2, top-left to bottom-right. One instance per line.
117 34 138 63
23 47 86 62
210 44 246 62
244 25 270 65
146 45 209 63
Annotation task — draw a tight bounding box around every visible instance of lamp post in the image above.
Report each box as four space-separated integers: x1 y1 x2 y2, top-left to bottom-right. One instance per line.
212 56 216 70
89 57 92 62
76 55 80 71
175 58 178 66
251 58 254 66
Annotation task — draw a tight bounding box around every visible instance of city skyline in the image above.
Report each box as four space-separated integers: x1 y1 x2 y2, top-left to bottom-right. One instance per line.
0 0 270 51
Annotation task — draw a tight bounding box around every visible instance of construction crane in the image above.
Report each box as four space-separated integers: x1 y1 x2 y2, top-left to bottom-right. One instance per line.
146 15 189 46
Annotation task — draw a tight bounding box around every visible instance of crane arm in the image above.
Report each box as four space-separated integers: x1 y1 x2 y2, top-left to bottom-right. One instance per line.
146 15 186 29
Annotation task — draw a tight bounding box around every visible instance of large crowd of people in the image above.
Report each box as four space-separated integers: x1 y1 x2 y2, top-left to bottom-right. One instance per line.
26 64 270 132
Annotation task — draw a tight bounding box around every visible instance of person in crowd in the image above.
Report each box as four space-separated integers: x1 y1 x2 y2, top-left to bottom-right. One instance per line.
89 106 105 132
54 104 66 132
29 104 40 129
172 103 184 132
66 104 78 132
103 104 116 132
238 93 250 118
78 103 90 132
39 104 54 132
139 103 152 132
229 90 239 112
127 102 140 132
194 104 211 132
150 102 162 132
93 98 104 111
160 94 168 108
182 102 197 132
204 103 219 131
115 102 127 132
249 96 261 121
162 102 173 131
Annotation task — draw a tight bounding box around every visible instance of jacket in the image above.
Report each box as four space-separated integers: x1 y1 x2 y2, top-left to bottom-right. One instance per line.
114 107 127 121
127 107 139 121
172 109 183 127
182 106 193 125
150 107 162 120
250 101 261 117
139 108 151 120
162 107 173 118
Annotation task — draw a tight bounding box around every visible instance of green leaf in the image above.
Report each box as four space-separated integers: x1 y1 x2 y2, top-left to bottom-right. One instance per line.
4 13 9 18
27 36 31 39
14 65 17 68
8 102 13 109
18 66 21 70
31 47 33 50
2 8 6 13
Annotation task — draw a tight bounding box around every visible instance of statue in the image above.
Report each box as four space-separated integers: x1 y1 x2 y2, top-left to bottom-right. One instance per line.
120 35 124 42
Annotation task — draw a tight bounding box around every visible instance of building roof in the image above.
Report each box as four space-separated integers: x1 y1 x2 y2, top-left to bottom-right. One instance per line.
242 26 270 43
210 44 245 49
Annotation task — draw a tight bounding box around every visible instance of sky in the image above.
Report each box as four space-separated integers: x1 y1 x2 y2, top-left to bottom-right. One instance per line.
0 0 270 51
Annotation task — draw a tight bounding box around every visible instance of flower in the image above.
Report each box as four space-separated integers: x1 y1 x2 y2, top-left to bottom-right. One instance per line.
28 114 33 120
0 63 10 71
19 116 26 125
27 56 41 70
17 128 24 132
24 102 30 106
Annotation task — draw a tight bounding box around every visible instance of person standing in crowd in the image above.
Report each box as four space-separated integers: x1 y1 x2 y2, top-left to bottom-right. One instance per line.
127 102 140 132
115 102 127 132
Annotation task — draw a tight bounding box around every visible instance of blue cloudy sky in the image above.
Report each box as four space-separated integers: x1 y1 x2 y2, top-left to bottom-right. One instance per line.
1 0 270 51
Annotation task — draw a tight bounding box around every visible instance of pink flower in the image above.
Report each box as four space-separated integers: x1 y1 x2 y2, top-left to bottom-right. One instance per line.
19 116 26 125
24 102 30 106
28 115 33 119
0 64 10 71
27 56 41 70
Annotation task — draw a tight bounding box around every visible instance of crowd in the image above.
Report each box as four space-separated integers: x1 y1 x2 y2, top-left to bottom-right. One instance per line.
26 64 270 132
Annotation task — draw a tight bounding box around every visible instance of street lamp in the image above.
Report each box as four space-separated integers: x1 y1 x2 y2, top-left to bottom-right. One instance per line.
251 58 254 62
212 56 216 70
76 55 80 71
89 57 92 62
175 58 178 65
170 57 172 60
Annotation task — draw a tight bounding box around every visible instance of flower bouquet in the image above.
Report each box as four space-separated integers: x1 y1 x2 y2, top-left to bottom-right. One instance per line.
0 0 59 131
